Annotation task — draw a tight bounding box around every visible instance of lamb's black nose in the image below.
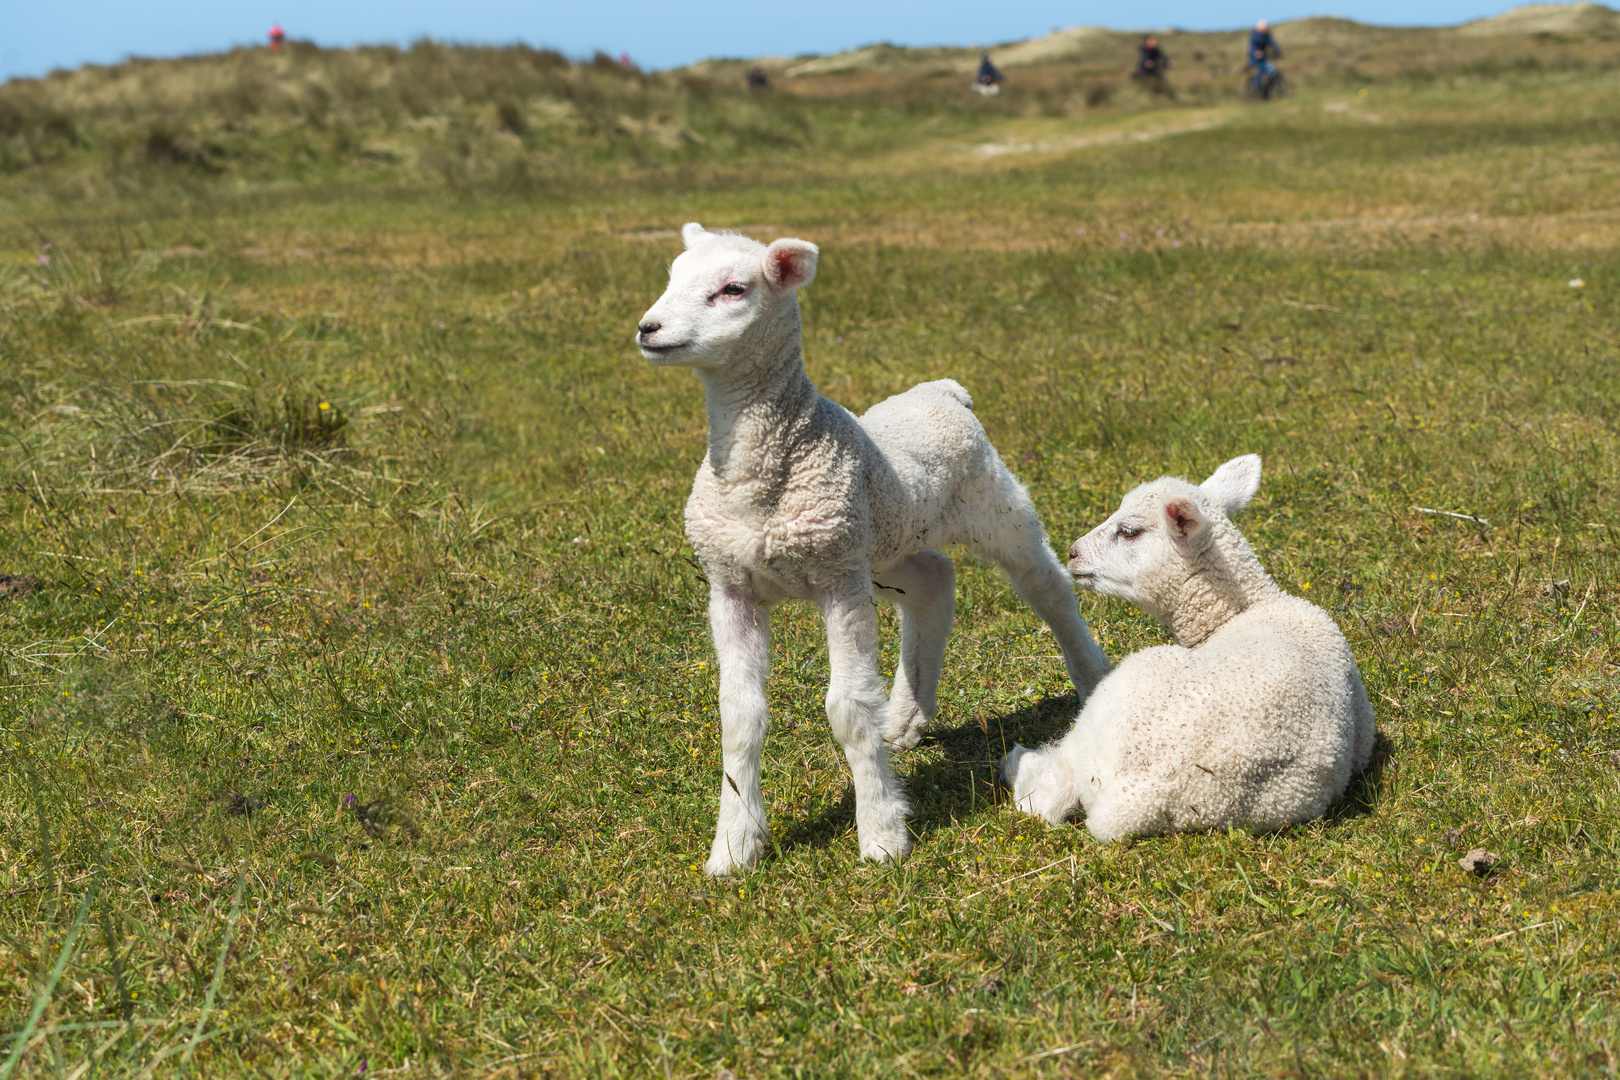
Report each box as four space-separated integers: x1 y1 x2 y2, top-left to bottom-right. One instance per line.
638 321 660 337
1067 542 1080 560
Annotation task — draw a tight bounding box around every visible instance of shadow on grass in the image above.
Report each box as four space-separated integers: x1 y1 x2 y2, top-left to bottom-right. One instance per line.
774 694 1080 855
1323 729 1396 825
775 705 1392 856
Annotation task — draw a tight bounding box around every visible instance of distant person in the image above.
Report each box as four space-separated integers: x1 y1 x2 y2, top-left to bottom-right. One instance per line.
268 23 285 50
975 52 1003 95
619 52 633 68
1131 34 1175 97
1133 34 1170 78
1248 20 1282 94
747 65 771 90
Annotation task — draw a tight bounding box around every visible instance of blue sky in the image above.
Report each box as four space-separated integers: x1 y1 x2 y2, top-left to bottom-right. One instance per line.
4 0 1529 82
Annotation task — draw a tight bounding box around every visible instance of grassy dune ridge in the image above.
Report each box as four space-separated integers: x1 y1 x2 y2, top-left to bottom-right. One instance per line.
4 5 1619 197
1 16 1619 1079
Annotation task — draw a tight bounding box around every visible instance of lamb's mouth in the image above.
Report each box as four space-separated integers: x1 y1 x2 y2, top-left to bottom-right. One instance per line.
639 341 692 361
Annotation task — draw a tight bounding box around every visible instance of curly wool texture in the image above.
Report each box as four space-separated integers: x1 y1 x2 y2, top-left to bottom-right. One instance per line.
1003 455 1376 840
685 376 1006 589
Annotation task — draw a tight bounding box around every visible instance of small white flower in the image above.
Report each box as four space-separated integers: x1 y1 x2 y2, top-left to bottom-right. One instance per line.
1569 279 1585 288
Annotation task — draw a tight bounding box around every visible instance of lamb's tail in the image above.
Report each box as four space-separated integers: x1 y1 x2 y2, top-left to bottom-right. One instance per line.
921 378 973 411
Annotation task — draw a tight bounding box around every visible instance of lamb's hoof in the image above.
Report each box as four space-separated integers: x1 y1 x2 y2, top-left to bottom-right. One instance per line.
1000 746 1072 823
999 743 1030 788
704 852 759 878
1071 677 1106 707
704 831 767 878
857 828 913 864
884 727 925 752
882 701 930 752
1071 654 1113 704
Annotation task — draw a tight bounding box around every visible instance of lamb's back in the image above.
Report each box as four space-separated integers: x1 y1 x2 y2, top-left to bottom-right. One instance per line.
1187 597 1363 770
857 380 997 553
1081 596 1365 834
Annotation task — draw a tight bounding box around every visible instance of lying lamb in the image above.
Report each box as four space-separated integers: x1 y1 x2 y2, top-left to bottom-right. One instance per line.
638 223 1111 876
1001 454 1375 840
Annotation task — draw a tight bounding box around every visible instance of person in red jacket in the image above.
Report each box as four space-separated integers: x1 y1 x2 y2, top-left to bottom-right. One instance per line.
269 24 286 50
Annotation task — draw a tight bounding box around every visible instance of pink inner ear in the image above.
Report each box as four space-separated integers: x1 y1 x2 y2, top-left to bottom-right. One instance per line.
771 248 802 285
1165 500 1200 536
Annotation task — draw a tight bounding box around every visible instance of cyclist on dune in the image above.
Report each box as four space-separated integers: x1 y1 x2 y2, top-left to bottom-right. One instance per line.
1248 20 1282 92
975 52 1004 95
1132 34 1175 97
1135 34 1170 79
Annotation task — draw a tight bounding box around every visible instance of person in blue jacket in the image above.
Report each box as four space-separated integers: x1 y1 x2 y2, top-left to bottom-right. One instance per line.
1135 35 1170 78
1248 20 1282 88
977 53 1003 88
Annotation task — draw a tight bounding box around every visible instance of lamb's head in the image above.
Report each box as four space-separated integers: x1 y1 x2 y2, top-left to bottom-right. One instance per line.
635 223 818 369
1066 454 1265 626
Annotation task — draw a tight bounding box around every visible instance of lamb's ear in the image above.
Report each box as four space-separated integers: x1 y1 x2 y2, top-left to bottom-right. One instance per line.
762 237 818 290
681 222 714 249
1162 499 1208 548
1199 454 1262 515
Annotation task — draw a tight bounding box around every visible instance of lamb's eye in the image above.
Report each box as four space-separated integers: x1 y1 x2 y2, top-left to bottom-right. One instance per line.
1117 525 1143 539
720 283 747 296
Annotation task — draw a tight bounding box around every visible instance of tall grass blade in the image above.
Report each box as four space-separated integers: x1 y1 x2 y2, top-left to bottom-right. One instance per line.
0 880 99 1080
180 873 247 1070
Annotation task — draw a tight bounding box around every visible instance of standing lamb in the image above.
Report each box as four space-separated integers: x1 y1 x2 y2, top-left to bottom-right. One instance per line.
1001 454 1375 840
637 223 1111 876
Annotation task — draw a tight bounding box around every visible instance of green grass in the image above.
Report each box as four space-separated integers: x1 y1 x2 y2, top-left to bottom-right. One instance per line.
1 35 1619 1079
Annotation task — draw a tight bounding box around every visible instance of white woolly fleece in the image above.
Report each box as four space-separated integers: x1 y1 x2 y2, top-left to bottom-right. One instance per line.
1002 455 1376 840
640 223 1111 875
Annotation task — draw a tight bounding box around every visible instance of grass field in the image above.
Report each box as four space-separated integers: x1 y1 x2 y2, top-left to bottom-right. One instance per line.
2 15 1619 1078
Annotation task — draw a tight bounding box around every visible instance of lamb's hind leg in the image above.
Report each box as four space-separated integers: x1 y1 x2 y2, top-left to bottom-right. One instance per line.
821 582 912 863
705 583 772 877
978 467 1111 698
875 550 955 751
1000 743 1081 824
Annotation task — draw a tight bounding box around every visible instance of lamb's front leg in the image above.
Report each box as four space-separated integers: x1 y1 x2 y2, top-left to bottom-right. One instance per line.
705 583 772 877
821 583 912 863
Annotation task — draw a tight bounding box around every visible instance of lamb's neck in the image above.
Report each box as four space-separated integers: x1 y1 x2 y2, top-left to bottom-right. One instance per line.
1165 530 1280 648
698 346 819 487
